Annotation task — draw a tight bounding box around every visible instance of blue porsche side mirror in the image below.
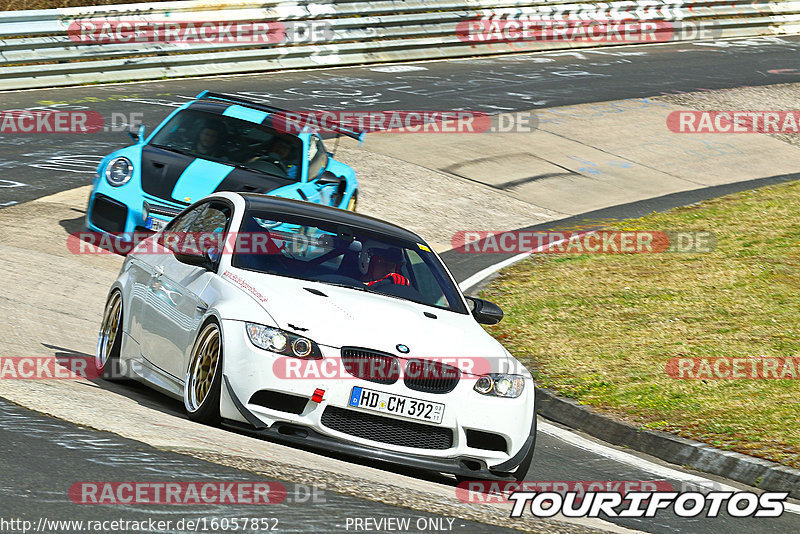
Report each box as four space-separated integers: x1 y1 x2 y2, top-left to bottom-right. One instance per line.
128 125 146 144
316 171 343 187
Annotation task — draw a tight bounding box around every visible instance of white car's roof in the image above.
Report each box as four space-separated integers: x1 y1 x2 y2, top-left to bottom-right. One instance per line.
219 192 427 244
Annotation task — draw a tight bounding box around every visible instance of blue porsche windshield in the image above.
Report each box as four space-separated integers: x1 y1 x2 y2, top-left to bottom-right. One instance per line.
149 108 302 180
231 211 468 314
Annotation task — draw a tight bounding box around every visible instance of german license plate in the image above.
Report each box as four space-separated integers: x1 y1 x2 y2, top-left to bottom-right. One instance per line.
348 387 444 424
146 217 167 232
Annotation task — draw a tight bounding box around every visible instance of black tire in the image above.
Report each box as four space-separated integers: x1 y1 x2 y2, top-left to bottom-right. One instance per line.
184 321 223 425
96 290 124 380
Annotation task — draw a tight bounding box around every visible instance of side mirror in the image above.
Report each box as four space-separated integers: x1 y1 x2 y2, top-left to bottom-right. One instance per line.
465 296 504 325
316 170 343 186
128 125 145 144
173 246 218 271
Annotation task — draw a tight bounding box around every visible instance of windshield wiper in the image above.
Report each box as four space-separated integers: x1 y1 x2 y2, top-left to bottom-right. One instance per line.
233 163 277 176
150 143 193 157
362 285 404 300
314 281 368 292
320 280 406 302
232 163 292 181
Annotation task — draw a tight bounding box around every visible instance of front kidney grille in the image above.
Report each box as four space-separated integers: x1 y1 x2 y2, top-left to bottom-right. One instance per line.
341 347 400 385
320 406 453 450
403 359 461 394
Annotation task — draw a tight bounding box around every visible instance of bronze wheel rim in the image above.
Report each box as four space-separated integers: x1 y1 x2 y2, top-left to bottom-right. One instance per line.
347 194 357 211
187 324 220 411
96 292 121 369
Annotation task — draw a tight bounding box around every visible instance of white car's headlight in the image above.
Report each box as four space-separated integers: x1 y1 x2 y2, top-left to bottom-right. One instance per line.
246 323 320 359
105 157 133 187
473 374 525 398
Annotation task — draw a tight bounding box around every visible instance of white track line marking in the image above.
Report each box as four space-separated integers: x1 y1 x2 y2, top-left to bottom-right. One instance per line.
460 249 534 293
459 235 578 292
540 421 800 514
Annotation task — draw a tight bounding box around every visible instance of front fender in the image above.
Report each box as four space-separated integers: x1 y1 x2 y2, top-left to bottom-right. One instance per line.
203 274 279 327
109 261 133 332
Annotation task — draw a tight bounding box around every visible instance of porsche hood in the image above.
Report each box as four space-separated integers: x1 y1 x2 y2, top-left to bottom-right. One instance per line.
139 145 294 204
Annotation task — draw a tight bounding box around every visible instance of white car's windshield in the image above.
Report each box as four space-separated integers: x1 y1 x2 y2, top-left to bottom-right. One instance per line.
232 211 468 314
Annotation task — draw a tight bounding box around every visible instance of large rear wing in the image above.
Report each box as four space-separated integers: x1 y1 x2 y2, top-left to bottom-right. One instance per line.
196 90 366 143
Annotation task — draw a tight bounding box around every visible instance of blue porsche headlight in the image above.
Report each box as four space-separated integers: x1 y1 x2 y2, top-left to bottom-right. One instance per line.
105 157 133 187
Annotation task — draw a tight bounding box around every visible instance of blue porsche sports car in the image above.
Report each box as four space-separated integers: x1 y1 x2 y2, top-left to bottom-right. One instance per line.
86 91 364 239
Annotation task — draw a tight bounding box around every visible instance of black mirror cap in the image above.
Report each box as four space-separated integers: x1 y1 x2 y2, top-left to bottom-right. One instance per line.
465 296 504 325
173 248 216 271
127 130 139 143
317 170 344 186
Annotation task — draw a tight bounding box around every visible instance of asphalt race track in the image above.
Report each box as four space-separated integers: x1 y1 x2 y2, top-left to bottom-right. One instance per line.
4 36 800 207
2 35 800 533
0 398 520 533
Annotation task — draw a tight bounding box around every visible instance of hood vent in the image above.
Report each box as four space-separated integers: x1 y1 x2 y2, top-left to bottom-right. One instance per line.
304 287 328 297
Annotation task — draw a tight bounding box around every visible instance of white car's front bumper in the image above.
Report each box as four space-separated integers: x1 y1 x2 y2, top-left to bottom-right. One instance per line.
218 319 537 479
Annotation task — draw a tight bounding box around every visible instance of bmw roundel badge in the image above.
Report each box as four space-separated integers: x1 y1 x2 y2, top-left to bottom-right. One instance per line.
396 344 410 354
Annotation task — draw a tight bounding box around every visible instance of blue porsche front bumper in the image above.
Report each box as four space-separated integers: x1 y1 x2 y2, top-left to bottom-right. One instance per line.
86 189 185 240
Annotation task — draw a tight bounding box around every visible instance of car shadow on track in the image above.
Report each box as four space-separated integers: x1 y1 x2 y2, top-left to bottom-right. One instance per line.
43 342 460 488
44 343 186 418
58 211 85 236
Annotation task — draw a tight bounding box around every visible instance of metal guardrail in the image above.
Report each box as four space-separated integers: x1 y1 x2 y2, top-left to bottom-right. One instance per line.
0 0 798 90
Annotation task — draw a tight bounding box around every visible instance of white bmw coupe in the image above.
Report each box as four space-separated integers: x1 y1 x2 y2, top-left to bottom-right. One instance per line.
96 192 536 480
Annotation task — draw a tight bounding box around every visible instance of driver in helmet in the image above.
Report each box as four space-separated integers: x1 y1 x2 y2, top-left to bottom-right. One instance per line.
361 246 409 287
